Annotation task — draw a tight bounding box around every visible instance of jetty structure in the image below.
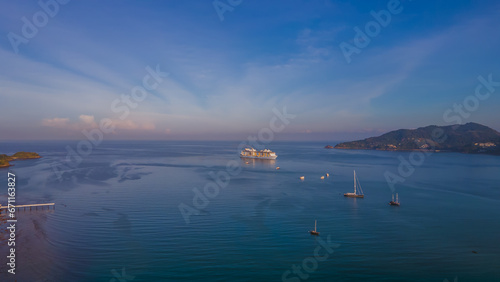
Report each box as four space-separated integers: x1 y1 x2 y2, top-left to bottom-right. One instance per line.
0 203 55 212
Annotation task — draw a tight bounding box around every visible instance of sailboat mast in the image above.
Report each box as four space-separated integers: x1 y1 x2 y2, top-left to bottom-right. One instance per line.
354 170 356 194
314 220 317 232
396 193 399 203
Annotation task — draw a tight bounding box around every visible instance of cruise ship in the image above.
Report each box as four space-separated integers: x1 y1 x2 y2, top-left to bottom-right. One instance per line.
240 147 277 160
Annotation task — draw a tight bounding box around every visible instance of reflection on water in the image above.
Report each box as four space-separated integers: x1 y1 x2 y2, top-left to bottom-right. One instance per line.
0 141 499 281
240 157 276 168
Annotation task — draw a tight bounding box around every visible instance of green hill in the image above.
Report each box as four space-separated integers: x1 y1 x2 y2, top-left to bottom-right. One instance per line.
334 123 500 155
0 152 41 168
0 158 9 167
11 152 42 159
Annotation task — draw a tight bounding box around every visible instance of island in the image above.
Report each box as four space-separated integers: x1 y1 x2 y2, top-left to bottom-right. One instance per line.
333 123 500 155
0 152 41 168
324 145 334 149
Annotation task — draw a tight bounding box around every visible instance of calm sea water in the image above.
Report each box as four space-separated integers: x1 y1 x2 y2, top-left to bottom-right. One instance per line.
0 141 499 281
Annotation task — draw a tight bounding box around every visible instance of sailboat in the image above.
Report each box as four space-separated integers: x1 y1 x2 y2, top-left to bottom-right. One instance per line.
344 170 364 198
309 220 319 236
389 193 400 206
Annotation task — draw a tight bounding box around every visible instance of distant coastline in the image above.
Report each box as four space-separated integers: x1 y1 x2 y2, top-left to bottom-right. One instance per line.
329 123 500 156
0 152 41 168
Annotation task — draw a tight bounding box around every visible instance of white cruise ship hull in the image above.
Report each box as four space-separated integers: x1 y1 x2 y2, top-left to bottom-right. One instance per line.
240 155 277 160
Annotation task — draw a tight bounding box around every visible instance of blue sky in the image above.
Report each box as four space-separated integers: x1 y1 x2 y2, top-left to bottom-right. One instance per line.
1 0 499 141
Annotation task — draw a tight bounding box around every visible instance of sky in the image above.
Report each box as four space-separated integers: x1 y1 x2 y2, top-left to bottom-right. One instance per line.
1 0 499 141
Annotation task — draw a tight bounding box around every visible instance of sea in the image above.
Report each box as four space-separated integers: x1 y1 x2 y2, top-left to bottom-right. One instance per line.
0 140 499 282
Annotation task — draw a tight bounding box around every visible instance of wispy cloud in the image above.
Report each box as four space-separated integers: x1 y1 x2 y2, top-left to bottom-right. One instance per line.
1 1 499 140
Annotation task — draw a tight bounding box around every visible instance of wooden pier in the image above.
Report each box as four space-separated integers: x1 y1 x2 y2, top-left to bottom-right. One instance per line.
0 203 55 213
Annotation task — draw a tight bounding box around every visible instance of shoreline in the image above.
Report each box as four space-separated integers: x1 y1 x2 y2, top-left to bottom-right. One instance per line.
0 153 41 168
332 147 500 156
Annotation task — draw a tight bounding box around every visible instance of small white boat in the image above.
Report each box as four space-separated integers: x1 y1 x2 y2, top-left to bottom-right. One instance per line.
389 193 400 206
309 220 319 236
